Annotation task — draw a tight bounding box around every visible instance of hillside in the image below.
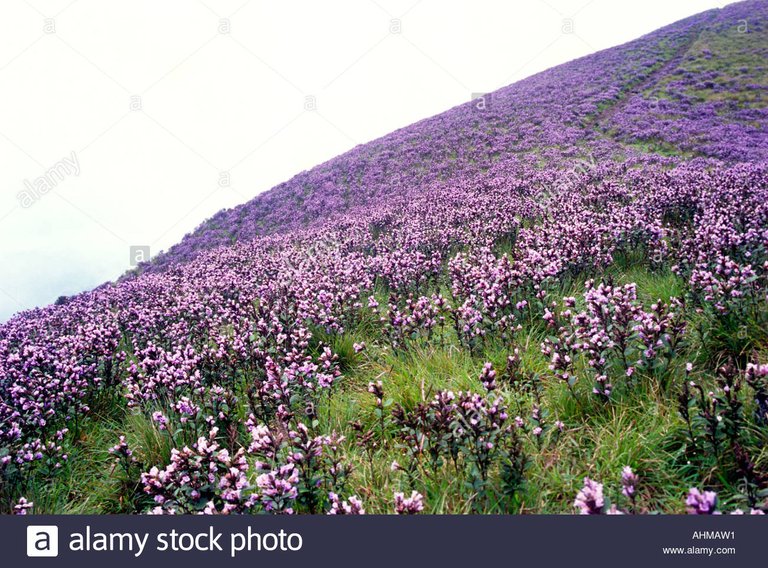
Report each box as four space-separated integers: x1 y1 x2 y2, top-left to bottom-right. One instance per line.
1 1 767 515
146 0 767 270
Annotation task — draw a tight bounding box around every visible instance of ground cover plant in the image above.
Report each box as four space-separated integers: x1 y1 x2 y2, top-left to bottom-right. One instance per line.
1 0 767 515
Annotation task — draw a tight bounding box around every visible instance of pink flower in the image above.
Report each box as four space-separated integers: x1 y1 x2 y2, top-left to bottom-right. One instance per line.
394 490 424 514
574 477 604 514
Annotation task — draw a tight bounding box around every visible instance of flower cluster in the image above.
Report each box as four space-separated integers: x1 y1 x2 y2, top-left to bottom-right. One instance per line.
141 427 257 515
391 387 526 506
394 491 425 514
543 280 688 400
13 497 33 515
685 488 718 515
327 492 365 515
574 470 766 515
382 294 450 350
574 478 605 515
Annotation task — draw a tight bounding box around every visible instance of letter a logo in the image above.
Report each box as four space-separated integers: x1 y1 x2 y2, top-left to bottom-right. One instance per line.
27 526 59 557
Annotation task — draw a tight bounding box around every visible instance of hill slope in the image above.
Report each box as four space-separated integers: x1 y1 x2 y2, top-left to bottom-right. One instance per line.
1 1 767 515
147 0 767 270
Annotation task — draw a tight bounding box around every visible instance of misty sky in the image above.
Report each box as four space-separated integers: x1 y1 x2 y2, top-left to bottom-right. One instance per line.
0 0 730 322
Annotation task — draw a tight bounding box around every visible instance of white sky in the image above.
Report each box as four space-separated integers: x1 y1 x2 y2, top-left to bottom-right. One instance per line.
0 0 731 321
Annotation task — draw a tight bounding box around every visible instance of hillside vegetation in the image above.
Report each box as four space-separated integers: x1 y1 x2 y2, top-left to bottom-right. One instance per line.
1 1 767 515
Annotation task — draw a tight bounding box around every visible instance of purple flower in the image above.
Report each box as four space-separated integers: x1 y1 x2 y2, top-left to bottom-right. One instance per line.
574 477 604 514
256 464 299 515
394 490 425 514
328 492 365 515
152 411 169 430
621 466 638 502
479 362 497 392
108 435 134 459
686 488 718 515
13 497 33 515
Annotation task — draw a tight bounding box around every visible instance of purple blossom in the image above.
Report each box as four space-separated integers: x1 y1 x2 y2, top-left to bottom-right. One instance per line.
394 490 425 514
574 477 605 514
13 497 33 515
328 492 365 515
621 466 638 505
685 488 718 515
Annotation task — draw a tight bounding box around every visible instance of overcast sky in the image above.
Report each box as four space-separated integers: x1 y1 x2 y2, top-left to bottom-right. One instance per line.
0 0 731 321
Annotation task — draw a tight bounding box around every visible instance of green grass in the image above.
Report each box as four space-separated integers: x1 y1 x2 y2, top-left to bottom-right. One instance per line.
19 254 766 515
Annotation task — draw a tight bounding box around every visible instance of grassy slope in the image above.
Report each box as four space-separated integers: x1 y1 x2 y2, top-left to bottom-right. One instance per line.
29 249 766 514
20 15 768 515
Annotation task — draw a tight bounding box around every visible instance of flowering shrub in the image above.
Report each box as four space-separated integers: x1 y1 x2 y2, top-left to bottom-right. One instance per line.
142 427 258 515
542 281 688 400
691 257 758 315
382 294 450 351
449 251 529 347
391 387 526 508
139 417 353 515
634 298 687 374
255 464 299 515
